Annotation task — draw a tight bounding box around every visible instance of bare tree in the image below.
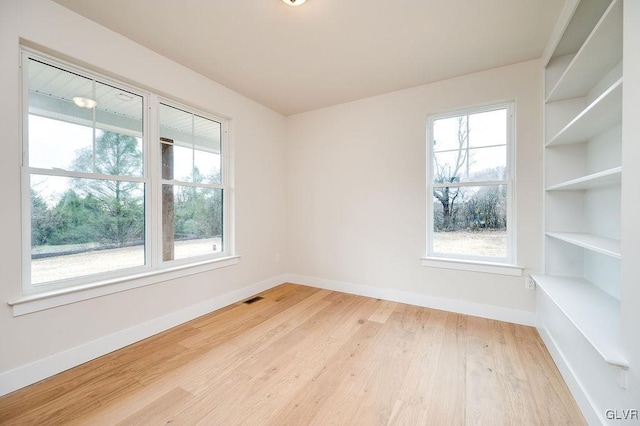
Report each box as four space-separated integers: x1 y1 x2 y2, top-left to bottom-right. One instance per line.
433 116 469 230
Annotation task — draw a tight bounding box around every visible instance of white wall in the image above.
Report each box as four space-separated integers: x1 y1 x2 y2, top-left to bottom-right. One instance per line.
621 0 640 408
0 0 287 387
286 60 542 317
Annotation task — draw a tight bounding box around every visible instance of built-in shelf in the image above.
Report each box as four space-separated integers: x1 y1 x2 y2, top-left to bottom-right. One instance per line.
547 78 622 146
548 0 613 60
539 0 630 411
546 0 622 103
546 232 621 259
546 166 621 191
532 274 627 369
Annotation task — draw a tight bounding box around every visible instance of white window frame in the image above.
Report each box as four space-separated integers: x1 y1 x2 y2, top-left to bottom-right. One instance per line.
425 102 517 269
156 98 232 268
14 48 236 314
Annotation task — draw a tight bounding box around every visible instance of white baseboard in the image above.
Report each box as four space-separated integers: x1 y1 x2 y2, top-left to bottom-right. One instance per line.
0 274 285 398
287 273 535 326
1 273 536 398
536 319 602 425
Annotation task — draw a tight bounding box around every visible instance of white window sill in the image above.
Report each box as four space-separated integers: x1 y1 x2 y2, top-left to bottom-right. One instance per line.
8 256 240 316
421 257 523 276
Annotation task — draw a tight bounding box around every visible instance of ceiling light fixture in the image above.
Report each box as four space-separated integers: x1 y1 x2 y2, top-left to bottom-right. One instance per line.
281 0 306 6
116 92 133 101
72 96 97 109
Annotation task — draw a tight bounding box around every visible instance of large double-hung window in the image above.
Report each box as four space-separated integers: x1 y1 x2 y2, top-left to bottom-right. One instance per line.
426 103 515 264
22 51 230 295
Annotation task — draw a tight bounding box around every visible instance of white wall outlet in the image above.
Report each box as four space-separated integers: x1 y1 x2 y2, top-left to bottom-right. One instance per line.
275 253 281 262
524 275 536 290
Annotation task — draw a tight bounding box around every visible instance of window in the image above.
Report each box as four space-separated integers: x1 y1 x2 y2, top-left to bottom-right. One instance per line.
159 103 224 262
426 103 514 264
22 50 230 295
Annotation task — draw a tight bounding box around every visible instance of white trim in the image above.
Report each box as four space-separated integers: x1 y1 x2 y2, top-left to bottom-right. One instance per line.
427 102 515 121
286 273 534 326
148 93 160 271
536 321 602 425
432 179 509 189
0 273 285 398
434 142 507 154
420 257 523 276
27 167 147 183
160 179 224 189
9 256 241 316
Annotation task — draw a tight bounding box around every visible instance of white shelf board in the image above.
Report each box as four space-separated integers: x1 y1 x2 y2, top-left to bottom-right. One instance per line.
546 232 621 259
547 78 622 146
546 0 622 103
546 167 621 191
532 274 627 368
546 0 612 60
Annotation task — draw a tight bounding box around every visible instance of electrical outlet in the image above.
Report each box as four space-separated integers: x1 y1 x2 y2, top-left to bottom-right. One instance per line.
524 275 536 290
275 253 281 262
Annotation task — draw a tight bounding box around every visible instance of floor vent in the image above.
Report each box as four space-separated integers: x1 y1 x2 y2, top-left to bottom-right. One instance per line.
243 296 264 305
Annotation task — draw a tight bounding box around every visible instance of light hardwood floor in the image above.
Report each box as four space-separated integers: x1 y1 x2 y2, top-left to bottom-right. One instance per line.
0 284 585 425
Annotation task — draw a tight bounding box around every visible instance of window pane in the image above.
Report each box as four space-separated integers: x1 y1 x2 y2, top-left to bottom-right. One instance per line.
433 147 506 183
92 81 144 177
194 149 220 184
193 114 222 184
467 146 506 181
94 81 143 135
159 104 221 185
28 115 93 171
27 58 94 129
172 144 194 181
433 150 465 184
162 185 223 261
27 59 144 176
88 130 143 177
468 108 507 148
432 185 507 258
433 110 507 183
30 175 145 284
433 116 466 153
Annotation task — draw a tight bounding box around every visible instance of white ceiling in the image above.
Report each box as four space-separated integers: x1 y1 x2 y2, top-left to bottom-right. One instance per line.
51 0 565 116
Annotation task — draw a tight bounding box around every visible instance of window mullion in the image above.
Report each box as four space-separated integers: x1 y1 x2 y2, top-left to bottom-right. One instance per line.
432 180 508 188
27 167 147 183
465 115 470 181
92 79 97 174
434 143 507 154
160 179 223 190
147 93 158 270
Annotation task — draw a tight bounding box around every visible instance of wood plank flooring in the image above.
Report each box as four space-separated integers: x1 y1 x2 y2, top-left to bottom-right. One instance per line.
0 283 585 425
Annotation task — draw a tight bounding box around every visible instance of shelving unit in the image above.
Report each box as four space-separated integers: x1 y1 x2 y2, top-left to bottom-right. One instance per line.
535 0 630 419
545 0 623 103
545 232 621 259
546 166 621 191
532 274 626 368
539 0 623 362
546 78 622 147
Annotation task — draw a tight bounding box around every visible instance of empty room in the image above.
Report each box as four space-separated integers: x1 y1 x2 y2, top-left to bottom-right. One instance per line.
0 0 638 424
